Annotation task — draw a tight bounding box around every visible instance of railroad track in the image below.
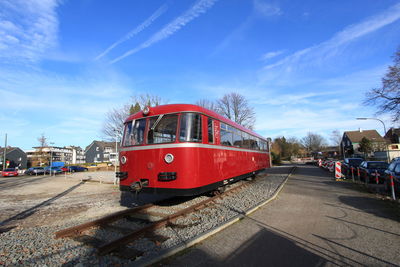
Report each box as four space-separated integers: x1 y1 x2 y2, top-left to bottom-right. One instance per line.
54 180 252 259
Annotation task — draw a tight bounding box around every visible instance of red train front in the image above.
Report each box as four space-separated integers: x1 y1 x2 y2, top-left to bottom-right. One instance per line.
117 104 270 196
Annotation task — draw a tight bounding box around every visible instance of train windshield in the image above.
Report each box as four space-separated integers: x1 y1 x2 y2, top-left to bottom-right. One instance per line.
123 119 146 146
179 113 202 142
148 114 178 144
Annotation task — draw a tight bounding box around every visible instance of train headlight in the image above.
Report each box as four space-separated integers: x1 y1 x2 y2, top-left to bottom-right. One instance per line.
164 153 174 164
121 156 127 164
142 106 150 116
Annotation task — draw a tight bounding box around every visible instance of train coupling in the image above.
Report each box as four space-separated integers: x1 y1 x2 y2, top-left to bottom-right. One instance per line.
130 179 149 193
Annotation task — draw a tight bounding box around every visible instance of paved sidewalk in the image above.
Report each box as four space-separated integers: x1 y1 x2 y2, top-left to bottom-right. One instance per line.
164 165 400 266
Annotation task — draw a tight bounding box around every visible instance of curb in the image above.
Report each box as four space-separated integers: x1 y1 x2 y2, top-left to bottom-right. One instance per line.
136 166 297 266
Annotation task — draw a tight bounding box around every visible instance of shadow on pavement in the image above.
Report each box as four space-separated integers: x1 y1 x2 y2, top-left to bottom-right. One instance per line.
338 195 400 222
166 226 328 267
222 227 327 267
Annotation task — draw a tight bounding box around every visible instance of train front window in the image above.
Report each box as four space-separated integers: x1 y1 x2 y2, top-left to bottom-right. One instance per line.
148 114 178 144
123 119 146 146
179 113 202 142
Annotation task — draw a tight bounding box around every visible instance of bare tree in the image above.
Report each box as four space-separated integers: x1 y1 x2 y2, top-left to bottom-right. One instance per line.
35 133 48 166
301 132 327 152
330 129 342 147
37 133 48 147
216 93 256 129
102 104 131 141
196 99 218 112
365 47 400 121
101 94 166 141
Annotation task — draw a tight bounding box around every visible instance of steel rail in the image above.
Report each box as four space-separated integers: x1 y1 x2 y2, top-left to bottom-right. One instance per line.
98 182 249 255
55 203 154 238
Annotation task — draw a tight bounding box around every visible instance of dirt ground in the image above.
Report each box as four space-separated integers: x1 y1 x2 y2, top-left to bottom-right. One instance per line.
0 173 126 230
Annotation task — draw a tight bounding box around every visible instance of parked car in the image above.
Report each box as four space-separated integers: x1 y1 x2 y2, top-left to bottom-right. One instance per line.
61 166 88 172
342 158 364 178
384 159 400 193
2 168 19 177
44 166 63 175
358 161 388 183
25 167 45 175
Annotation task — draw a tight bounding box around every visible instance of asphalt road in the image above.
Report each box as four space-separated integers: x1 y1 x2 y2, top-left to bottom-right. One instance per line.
164 165 400 267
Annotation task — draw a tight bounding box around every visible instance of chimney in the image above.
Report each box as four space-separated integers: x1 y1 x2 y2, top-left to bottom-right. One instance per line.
359 128 362 133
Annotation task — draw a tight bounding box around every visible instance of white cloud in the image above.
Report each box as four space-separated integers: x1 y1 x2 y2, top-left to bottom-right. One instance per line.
253 92 335 106
253 0 282 17
263 3 400 72
0 0 59 63
260 50 284 61
110 0 218 64
95 4 168 60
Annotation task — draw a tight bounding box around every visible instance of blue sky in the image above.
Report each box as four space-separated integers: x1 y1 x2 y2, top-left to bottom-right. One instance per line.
1 0 400 150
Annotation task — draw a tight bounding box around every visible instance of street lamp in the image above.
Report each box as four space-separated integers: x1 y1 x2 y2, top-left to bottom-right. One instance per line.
356 117 389 162
114 129 119 185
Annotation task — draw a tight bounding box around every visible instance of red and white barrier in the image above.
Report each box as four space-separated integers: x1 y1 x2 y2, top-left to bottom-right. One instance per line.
390 175 396 200
335 162 342 179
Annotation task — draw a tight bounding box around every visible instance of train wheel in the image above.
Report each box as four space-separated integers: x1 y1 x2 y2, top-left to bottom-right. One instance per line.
210 186 226 196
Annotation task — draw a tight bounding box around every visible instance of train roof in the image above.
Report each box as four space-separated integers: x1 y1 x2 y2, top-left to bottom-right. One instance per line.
125 104 267 140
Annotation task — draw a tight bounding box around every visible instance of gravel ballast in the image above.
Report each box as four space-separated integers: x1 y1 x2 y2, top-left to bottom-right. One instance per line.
0 168 291 266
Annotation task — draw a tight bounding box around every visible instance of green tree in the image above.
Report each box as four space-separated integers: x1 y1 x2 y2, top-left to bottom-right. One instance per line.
129 102 141 114
358 137 373 158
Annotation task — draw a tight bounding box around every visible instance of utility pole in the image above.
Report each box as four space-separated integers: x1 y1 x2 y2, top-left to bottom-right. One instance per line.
115 129 118 174
3 133 7 170
49 142 55 176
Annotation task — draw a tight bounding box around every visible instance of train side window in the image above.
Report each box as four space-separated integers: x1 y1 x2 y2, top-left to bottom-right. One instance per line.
220 123 232 146
242 132 250 148
179 113 202 142
208 118 214 144
123 119 146 146
233 129 242 147
148 114 178 144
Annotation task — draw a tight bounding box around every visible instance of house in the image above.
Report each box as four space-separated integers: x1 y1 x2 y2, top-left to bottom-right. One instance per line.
384 128 400 143
85 141 120 165
341 129 386 158
0 147 27 169
65 146 85 164
383 128 400 160
27 146 74 167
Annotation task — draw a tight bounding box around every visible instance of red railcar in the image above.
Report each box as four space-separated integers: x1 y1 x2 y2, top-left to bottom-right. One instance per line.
117 104 270 196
